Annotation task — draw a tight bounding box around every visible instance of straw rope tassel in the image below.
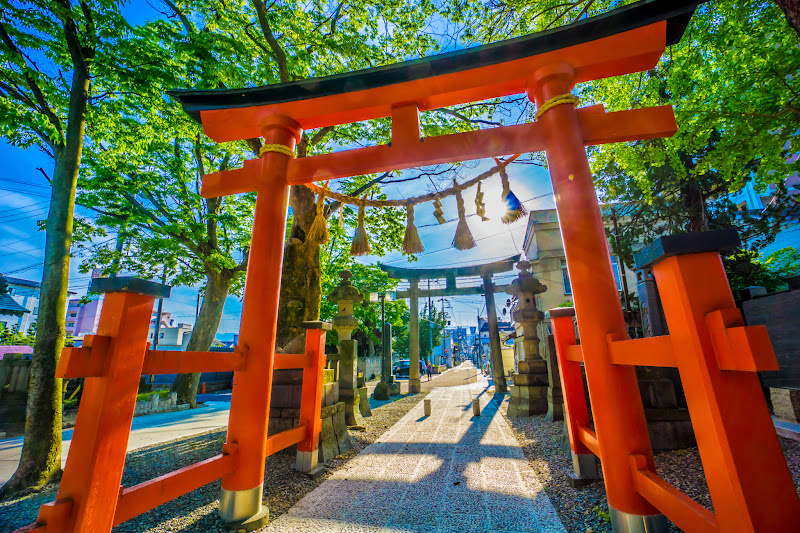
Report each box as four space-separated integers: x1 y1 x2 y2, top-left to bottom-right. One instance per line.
497 158 526 224
350 201 371 256
307 184 329 245
452 186 476 251
403 204 424 254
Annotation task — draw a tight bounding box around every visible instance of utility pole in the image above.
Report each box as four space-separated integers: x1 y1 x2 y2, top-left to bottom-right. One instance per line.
152 266 168 350
611 207 631 314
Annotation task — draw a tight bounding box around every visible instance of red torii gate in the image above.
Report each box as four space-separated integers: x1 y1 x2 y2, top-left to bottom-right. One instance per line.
17 1 799 532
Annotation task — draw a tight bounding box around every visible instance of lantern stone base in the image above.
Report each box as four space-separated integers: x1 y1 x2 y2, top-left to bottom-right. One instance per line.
508 359 549 418
409 377 421 393
339 387 360 426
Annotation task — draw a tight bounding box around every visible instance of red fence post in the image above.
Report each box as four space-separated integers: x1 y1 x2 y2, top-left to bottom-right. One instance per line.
36 277 169 533
652 243 800 531
219 115 301 530
547 308 599 486
296 321 330 473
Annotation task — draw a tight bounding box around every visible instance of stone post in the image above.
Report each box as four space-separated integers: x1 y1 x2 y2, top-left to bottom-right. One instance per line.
374 323 395 400
544 334 563 421
507 260 549 418
327 270 364 426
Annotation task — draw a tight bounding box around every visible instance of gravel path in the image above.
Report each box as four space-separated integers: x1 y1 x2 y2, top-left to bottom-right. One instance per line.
0 393 426 533
504 405 800 533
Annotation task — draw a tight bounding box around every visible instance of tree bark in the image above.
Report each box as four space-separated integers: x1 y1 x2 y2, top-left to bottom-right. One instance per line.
775 0 800 37
172 269 231 407
275 185 322 348
0 57 89 500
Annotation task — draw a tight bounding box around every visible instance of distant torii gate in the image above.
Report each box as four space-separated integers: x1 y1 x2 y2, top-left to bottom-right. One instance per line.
20 1 799 532
380 255 521 393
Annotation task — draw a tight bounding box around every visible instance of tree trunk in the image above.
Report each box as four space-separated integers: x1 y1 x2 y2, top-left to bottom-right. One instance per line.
0 75 89 500
775 0 800 37
172 270 231 407
275 185 322 348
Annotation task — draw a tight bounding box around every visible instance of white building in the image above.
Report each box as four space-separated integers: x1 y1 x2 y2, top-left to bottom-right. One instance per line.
147 311 193 350
0 276 75 334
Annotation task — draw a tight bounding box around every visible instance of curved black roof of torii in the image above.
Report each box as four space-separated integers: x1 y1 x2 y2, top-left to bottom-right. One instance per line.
170 0 702 120
380 255 521 280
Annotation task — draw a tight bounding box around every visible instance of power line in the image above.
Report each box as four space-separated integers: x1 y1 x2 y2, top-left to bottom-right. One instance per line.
0 177 51 190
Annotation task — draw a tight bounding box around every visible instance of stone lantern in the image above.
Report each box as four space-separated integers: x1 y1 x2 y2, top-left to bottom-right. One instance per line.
506 260 551 418
328 270 364 425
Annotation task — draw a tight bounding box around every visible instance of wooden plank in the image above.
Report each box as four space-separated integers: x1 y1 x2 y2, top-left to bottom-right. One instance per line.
566 345 583 362
631 465 718 533
577 425 600 457
274 352 311 370
56 335 111 378
607 335 676 367
265 425 307 456
141 350 246 375
113 453 237 526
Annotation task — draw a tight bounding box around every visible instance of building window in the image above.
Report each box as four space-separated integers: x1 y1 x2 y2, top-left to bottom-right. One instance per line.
33 307 38 315
561 260 572 295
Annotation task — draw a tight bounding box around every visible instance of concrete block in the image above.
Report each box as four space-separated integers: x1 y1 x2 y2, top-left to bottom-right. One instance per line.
322 369 336 384
639 379 678 409
424 399 432 417
357 386 372 417
472 399 480 416
323 383 335 407
373 382 390 400
518 359 547 374
296 450 318 473
332 409 348 435
513 373 549 386
169 392 177 408
771 387 800 423
321 414 335 437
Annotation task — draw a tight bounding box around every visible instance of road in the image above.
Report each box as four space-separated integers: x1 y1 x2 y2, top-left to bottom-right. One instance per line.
0 401 230 486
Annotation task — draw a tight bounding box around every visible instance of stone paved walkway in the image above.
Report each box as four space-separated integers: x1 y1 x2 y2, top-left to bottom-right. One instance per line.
266 365 565 533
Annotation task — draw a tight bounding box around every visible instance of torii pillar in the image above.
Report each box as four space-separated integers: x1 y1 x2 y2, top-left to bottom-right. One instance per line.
408 279 421 393
483 275 508 393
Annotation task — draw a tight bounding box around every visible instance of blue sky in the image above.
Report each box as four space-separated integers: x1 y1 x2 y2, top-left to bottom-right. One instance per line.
0 137 555 338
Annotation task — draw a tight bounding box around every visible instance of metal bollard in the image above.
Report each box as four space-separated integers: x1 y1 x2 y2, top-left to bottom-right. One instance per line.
424 398 431 417
472 399 480 416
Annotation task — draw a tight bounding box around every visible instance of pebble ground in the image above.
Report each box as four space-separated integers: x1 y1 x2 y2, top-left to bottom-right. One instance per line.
505 406 800 533
0 393 426 532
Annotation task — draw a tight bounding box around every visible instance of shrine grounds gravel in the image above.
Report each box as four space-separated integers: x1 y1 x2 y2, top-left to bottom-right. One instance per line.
0 392 426 533
503 400 800 533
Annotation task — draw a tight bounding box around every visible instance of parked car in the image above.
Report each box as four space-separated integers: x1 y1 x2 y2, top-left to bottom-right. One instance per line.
392 359 426 377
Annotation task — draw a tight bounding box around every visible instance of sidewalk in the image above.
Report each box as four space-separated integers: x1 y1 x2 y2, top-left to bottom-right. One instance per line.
0 401 230 486
266 369 565 532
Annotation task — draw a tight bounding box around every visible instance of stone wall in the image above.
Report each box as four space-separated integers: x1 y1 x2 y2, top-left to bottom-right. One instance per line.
743 286 800 388
358 355 382 381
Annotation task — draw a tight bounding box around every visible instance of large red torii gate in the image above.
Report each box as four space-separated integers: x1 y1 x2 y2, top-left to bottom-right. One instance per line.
17 1 798 532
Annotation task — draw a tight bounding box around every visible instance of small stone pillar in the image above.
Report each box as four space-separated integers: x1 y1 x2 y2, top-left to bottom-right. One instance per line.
507 260 549 418
327 270 364 426
544 334 563 422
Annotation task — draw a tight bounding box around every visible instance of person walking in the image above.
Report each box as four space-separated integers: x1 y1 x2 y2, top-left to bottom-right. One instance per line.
425 360 432 381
